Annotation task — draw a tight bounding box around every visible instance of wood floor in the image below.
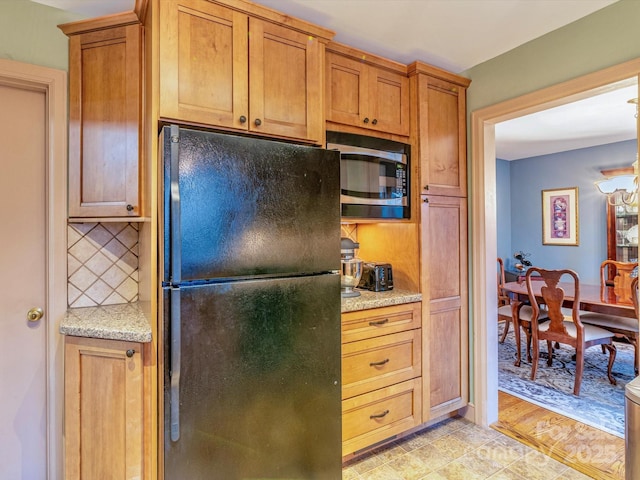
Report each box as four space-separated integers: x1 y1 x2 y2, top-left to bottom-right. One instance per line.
493 390 626 479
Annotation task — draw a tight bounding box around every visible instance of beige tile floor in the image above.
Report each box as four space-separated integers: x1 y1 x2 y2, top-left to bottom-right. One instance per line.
342 417 592 480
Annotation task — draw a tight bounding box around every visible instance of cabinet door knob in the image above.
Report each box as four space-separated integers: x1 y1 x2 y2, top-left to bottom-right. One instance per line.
363 117 370 124
126 349 135 358
424 185 429 191
239 115 247 124
372 119 378 125
254 118 262 126
126 204 134 212
423 197 429 203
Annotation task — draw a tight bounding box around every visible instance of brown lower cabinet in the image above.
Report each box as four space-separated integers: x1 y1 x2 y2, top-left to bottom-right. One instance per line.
341 302 423 457
64 336 144 480
421 195 469 419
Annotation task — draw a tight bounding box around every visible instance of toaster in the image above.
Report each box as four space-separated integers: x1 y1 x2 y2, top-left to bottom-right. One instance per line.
358 262 394 292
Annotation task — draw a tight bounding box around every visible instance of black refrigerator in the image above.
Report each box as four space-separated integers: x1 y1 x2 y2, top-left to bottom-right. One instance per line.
161 125 342 479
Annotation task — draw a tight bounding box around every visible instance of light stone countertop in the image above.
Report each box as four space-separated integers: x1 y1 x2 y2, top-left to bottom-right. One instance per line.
60 301 152 343
341 288 422 313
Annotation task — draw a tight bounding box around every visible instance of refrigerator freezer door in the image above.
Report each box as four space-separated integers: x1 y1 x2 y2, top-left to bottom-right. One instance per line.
163 274 342 479
163 127 340 283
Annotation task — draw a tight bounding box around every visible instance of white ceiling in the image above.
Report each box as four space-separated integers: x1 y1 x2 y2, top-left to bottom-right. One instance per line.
31 0 634 160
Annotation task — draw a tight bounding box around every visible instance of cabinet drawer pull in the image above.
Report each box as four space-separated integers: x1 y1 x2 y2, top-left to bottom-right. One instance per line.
126 349 135 358
369 318 389 326
239 115 247 124
369 358 389 367
370 410 390 419
363 117 370 124
372 118 378 125
126 204 134 212
254 118 262 126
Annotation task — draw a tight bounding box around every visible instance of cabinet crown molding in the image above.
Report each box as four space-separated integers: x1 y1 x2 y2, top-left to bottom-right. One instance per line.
408 61 471 88
326 41 409 75
207 0 335 41
58 11 141 35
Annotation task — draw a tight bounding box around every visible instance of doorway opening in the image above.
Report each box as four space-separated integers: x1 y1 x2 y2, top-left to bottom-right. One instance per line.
470 57 640 429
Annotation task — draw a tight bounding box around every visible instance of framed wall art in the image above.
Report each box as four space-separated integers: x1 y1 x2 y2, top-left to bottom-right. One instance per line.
542 187 579 246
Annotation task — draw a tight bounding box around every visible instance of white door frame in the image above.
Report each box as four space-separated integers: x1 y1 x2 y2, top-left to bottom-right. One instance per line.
470 58 640 427
0 58 67 479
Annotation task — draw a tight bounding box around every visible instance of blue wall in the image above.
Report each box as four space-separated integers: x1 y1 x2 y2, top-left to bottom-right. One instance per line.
496 159 512 266
497 139 637 284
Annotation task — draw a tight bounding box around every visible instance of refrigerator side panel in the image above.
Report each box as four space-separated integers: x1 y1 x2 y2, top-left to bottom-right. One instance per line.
163 275 342 479
163 127 341 282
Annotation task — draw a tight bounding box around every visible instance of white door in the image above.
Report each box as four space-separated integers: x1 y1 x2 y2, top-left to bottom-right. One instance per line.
0 59 67 480
0 82 48 478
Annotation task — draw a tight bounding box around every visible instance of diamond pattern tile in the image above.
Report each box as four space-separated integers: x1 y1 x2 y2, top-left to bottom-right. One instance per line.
68 222 139 307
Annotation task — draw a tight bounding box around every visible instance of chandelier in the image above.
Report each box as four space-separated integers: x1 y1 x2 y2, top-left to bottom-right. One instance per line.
594 98 638 206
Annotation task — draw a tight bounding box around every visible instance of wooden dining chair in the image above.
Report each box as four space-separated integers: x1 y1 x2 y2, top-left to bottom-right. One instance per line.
633 277 639 317
525 267 617 395
600 260 638 302
497 258 512 339
581 261 639 375
498 258 548 364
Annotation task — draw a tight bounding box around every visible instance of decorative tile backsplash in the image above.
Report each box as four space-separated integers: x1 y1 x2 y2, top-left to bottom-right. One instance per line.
67 223 139 308
341 224 357 242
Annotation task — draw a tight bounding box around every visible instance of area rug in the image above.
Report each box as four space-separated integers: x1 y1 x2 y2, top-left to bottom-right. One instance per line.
498 329 636 438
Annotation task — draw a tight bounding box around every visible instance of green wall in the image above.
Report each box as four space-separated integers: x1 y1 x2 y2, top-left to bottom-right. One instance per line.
0 0 83 71
463 0 640 112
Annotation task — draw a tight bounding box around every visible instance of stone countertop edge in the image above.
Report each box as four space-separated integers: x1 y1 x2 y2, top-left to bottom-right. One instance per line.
341 289 422 313
60 301 152 343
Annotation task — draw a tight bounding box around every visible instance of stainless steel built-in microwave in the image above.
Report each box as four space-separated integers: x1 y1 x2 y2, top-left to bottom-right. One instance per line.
326 131 410 220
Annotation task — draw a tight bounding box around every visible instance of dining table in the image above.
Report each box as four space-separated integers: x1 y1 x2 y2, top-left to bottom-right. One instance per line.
502 279 636 367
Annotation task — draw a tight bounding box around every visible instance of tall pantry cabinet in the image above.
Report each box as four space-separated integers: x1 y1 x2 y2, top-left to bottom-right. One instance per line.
409 61 471 421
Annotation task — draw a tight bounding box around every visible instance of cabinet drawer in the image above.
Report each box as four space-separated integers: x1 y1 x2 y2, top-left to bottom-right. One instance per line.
342 378 422 457
342 329 421 400
341 302 421 344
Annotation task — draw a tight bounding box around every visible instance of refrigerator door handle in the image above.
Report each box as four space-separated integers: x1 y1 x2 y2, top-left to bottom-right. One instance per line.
170 286 181 442
170 124 182 284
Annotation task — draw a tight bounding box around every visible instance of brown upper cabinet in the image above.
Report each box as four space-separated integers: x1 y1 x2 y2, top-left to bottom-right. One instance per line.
60 13 144 219
159 0 333 144
326 43 410 137
409 62 470 197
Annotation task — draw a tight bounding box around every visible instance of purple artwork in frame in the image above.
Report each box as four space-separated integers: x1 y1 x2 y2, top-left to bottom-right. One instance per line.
542 187 579 246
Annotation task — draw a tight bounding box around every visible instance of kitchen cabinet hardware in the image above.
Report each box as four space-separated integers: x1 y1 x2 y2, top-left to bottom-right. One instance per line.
363 117 370 124
27 307 44 322
423 197 429 203
424 185 429 190
126 204 134 212
254 118 262 126
368 318 389 326
369 410 390 419
126 349 135 358
372 119 378 125
369 358 390 367
239 115 247 124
